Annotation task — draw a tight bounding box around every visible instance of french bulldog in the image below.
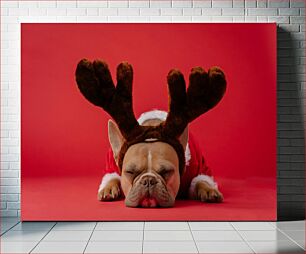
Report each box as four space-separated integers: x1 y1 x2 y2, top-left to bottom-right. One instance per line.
75 59 226 208
97 110 224 208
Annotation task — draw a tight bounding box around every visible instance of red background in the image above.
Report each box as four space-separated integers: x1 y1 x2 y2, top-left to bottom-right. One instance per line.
21 24 276 221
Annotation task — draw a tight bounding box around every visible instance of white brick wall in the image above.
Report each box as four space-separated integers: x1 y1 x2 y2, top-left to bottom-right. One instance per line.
0 0 305 219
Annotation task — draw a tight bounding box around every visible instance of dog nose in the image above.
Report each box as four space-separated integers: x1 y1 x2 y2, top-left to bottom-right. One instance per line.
140 175 157 187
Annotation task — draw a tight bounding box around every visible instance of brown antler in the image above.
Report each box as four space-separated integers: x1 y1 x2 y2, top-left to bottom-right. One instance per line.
75 59 143 140
163 66 227 138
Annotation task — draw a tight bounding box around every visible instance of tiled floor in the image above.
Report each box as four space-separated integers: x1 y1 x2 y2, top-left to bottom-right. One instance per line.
0 218 304 253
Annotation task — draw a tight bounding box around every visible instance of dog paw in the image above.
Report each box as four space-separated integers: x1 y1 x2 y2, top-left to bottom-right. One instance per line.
97 180 121 201
195 181 223 203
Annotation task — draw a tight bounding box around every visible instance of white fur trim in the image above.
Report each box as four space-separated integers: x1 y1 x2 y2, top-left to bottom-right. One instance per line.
189 174 218 198
185 143 191 166
137 109 168 125
98 173 121 192
137 109 191 166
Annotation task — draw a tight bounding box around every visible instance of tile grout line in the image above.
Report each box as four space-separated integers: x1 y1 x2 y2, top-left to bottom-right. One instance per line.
0 220 20 236
187 221 200 254
142 221 145 254
230 222 256 254
275 227 306 251
29 221 57 254
83 221 98 254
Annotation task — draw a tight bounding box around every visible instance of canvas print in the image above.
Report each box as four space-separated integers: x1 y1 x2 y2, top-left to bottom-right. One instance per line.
21 23 276 220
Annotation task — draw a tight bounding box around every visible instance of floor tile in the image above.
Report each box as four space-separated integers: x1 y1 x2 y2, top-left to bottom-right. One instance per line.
282 230 305 249
192 230 243 241
42 230 92 242
189 222 234 231
144 222 189 230
196 241 253 253
32 241 87 253
0 230 47 242
239 230 290 241
96 221 143 231
276 221 305 231
248 240 305 253
144 230 193 241
52 222 96 231
0 241 37 253
90 230 143 241
143 241 198 253
232 222 275 231
85 241 142 253
11 222 55 231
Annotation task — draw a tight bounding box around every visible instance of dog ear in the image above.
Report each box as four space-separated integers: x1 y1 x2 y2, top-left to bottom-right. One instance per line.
108 119 125 163
179 125 188 151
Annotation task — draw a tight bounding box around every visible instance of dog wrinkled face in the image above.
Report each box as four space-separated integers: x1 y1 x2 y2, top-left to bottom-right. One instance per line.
121 142 180 208
108 118 188 208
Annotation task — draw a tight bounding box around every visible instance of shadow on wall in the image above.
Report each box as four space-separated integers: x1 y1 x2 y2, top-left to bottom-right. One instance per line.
277 27 305 221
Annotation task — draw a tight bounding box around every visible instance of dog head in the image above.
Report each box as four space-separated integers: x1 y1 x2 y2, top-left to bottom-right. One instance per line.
108 116 188 207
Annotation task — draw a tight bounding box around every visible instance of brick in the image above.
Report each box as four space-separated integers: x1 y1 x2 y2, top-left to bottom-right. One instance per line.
161 8 183 16
245 0 256 7
77 1 107 7
172 0 192 7
290 16 305 24
0 210 18 217
233 16 245 21
0 194 18 201
99 8 118 16
222 8 245 15
268 16 289 23
278 122 303 130
192 16 212 21
278 178 305 185
0 186 20 194
291 155 305 162
140 8 160 16
268 0 289 7
172 16 192 22
149 16 172 22
108 0 128 7
67 8 86 16
278 130 304 138
183 8 202 15
290 0 305 7
38 1 56 8
57 1 77 8
278 24 300 32
0 170 19 178
279 170 305 178
280 146 304 154
278 195 305 201
247 8 278 15
1 202 7 210
278 90 300 98
202 8 222 15
212 16 233 22
291 139 305 146
29 8 47 16
47 8 67 16
278 186 305 194
1 1 18 7
86 8 99 16
212 0 233 7
150 0 172 7
193 0 212 7
233 0 244 7
257 0 267 7
244 16 257 22
77 16 101 23
7 202 20 210
278 8 300 15
129 0 149 7
8 8 29 16
118 8 140 16
0 178 19 186
19 1 38 8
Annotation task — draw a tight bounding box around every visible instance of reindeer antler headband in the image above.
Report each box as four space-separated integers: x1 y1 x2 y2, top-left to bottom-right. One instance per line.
75 59 226 175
